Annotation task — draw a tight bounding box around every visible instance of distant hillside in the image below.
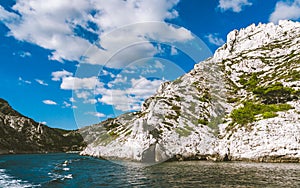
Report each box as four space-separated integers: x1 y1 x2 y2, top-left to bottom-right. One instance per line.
0 98 85 154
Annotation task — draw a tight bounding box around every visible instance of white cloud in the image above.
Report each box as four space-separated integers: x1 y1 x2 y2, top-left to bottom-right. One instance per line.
97 76 164 111
100 69 115 78
35 79 48 86
63 101 77 108
84 23 193 68
0 0 192 68
218 0 252 12
56 75 164 111
86 112 106 118
20 51 31 58
43 100 57 105
61 76 102 90
75 91 91 100
39 121 47 125
122 69 136 74
84 99 97 104
98 93 138 111
206 34 225 46
69 97 76 102
170 46 178 55
63 101 71 107
18 77 31 84
129 77 163 97
0 6 19 22
107 75 128 88
13 51 31 58
154 60 165 70
269 0 300 23
51 70 73 81
0 1 93 62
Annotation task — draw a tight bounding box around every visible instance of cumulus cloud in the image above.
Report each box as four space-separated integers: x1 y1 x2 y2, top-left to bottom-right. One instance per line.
100 69 116 78
35 79 48 86
63 101 71 107
13 51 31 58
51 70 73 81
43 100 57 105
129 77 163 97
75 91 91 100
0 0 192 68
218 0 252 12
84 22 193 68
86 112 106 118
61 76 102 90
97 76 164 111
0 6 19 22
63 101 77 109
206 34 225 46
107 75 128 88
269 0 300 23
170 46 178 55
69 97 76 102
55 73 164 111
84 99 97 104
154 60 165 70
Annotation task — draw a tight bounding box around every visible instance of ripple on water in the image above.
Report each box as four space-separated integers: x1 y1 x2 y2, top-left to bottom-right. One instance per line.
0 169 40 188
1 154 300 187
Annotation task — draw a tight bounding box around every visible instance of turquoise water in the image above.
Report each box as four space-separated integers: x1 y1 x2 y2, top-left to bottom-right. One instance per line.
0 153 299 187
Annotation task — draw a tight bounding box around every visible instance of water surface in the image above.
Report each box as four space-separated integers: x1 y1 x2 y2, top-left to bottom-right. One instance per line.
0 153 299 187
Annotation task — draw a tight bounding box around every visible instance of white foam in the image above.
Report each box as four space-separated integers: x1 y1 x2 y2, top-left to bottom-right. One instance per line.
0 169 40 188
64 174 73 179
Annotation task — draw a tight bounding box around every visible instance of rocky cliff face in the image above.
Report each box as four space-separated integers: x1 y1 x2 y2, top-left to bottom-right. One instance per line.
81 20 300 163
0 98 85 154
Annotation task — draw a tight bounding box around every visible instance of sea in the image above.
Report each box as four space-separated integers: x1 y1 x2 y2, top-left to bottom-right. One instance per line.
0 153 299 187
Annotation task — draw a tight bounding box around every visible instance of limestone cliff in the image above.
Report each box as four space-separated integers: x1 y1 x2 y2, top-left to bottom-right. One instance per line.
81 20 300 163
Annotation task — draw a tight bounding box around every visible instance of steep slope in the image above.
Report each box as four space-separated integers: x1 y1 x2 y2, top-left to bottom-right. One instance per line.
81 20 300 163
0 99 85 154
214 20 300 162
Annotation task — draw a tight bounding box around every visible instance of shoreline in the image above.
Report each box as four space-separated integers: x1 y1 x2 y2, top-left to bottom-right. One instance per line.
1 151 299 163
0 151 83 156
80 153 300 164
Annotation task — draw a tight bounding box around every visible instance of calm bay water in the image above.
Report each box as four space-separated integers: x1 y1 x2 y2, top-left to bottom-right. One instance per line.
0 153 299 187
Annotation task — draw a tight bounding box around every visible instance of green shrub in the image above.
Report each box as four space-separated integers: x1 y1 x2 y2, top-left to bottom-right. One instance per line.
230 101 292 125
262 111 277 119
108 131 118 136
175 127 191 137
227 97 239 103
198 118 208 125
239 73 259 89
288 70 300 81
184 125 194 131
171 105 181 111
253 82 296 104
149 128 163 139
173 78 182 84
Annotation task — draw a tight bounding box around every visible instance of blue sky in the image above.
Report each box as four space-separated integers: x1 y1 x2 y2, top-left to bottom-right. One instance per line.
0 0 300 130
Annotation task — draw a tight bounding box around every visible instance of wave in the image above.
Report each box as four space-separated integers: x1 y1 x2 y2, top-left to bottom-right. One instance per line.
0 169 40 188
44 159 73 185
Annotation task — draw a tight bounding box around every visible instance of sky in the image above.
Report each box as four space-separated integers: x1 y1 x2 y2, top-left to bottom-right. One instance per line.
1 0 300 130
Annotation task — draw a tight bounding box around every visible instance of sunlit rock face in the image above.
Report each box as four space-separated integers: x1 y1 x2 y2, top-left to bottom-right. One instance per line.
81 20 300 163
0 99 85 154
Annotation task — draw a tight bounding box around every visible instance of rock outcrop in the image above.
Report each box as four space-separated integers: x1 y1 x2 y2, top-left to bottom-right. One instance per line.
0 98 85 154
80 20 300 163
